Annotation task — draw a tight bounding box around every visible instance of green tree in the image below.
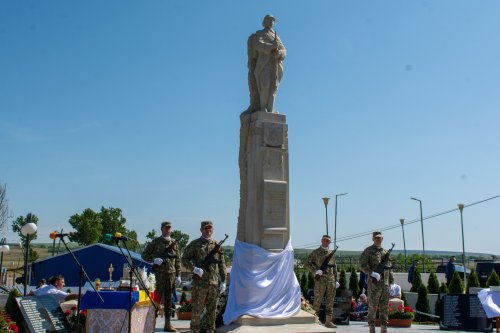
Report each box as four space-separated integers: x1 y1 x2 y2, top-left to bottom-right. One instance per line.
300 273 308 297
171 230 189 254
339 269 347 290
307 271 315 291
415 284 430 322
427 272 440 294
448 271 464 293
410 268 423 292
145 229 157 244
401 291 407 305
0 182 12 236
12 213 39 262
349 268 359 296
486 270 500 287
435 282 449 321
68 208 103 245
466 268 480 293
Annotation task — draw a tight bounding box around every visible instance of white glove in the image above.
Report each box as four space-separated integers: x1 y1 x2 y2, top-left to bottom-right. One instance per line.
193 267 204 277
219 282 226 293
153 258 163 266
175 276 182 286
315 270 323 276
370 272 381 281
336 282 340 289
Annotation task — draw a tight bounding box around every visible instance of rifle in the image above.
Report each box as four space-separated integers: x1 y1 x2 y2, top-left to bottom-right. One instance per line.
315 245 339 280
152 241 178 273
193 234 229 281
371 242 395 284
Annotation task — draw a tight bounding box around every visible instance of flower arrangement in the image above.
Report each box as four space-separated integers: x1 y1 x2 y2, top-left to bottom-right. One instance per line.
388 305 414 320
177 299 193 313
65 306 87 331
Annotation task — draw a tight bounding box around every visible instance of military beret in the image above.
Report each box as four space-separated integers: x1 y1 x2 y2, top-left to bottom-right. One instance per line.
322 235 331 240
201 220 213 228
373 231 383 238
161 221 172 228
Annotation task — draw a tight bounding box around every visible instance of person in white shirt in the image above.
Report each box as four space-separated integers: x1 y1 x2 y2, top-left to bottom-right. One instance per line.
33 275 78 302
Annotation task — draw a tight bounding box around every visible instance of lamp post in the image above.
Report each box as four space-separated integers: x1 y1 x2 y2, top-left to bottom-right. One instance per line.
20 222 37 296
334 193 348 249
458 203 466 290
322 197 330 236
411 197 426 273
400 219 407 271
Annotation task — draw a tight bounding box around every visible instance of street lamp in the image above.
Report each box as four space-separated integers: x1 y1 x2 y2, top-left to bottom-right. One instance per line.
0 239 10 285
21 222 37 296
334 193 348 249
458 203 466 290
322 197 330 236
411 197 426 273
400 219 407 271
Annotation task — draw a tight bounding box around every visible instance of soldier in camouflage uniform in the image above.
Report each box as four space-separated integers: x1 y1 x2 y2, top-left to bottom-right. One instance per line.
181 221 226 333
359 231 394 333
142 221 181 332
305 235 338 330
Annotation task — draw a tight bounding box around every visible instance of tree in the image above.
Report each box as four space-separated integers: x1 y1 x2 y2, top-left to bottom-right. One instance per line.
466 268 480 293
448 271 464 293
410 268 423 292
435 282 449 321
12 213 39 262
339 269 347 290
427 272 440 294
349 268 359 296
145 229 157 245
171 230 189 254
0 182 12 237
415 284 430 322
486 270 500 287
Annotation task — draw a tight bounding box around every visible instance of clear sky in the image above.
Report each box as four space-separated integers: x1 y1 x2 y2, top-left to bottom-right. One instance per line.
1 1 499 256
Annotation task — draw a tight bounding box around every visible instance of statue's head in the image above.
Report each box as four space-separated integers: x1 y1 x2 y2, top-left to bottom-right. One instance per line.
262 14 275 29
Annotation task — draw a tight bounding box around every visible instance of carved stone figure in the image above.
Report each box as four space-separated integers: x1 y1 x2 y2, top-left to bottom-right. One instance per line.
246 15 286 113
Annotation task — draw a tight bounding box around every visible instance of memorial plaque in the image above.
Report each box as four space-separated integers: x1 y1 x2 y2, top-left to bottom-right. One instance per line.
305 289 352 325
16 296 72 333
440 293 492 332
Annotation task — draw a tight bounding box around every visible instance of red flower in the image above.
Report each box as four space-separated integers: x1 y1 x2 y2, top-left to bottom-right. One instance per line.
71 306 77 311
404 306 413 313
64 310 72 316
81 310 87 315
397 304 404 311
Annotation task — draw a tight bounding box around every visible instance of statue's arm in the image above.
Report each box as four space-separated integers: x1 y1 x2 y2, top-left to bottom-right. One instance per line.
254 35 276 55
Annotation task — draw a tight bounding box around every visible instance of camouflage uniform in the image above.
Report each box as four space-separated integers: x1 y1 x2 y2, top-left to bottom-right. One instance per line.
305 246 337 317
182 236 226 333
142 235 180 324
359 244 394 330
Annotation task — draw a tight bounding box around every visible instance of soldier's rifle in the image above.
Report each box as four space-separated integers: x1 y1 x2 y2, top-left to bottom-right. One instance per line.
315 245 339 280
371 242 395 284
193 234 229 281
152 241 178 273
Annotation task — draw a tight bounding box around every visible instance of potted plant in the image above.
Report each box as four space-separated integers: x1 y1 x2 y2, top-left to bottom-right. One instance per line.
388 305 414 327
176 299 193 320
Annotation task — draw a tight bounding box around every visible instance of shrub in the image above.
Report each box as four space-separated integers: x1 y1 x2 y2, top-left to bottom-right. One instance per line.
388 304 415 320
349 268 359 296
427 272 439 294
300 273 308 297
5 289 21 321
177 299 193 313
180 291 187 304
339 269 347 290
307 271 315 291
486 270 500 287
401 291 407 305
466 268 480 293
410 268 423 292
435 282 449 322
415 284 430 322
448 271 464 294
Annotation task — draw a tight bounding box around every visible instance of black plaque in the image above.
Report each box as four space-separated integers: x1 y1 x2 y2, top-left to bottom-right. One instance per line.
305 288 352 325
16 296 72 333
439 293 492 332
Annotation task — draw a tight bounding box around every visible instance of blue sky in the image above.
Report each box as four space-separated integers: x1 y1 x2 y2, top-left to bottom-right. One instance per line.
1 1 499 256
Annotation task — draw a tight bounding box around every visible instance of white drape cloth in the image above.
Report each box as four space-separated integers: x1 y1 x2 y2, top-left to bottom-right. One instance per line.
477 288 500 318
223 239 301 325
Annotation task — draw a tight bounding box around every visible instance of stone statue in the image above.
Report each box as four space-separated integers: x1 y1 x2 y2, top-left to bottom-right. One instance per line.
246 14 286 113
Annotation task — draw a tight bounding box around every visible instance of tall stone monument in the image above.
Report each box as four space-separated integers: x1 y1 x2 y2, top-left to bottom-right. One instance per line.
237 14 289 251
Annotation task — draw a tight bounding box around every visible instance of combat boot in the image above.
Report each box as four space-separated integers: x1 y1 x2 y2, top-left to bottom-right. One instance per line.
369 325 376 333
163 322 177 332
325 315 337 328
381 326 388 333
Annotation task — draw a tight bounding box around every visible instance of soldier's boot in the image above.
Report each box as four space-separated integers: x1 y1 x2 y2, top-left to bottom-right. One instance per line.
325 315 337 328
369 325 376 333
163 322 177 332
381 326 388 333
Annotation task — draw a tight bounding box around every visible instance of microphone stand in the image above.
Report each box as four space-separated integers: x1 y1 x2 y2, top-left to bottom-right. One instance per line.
59 236 104 333
114 239 158 333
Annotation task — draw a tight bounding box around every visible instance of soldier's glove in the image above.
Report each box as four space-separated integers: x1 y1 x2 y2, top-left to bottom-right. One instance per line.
370 272 381 281
336 281 340 289
153 258 163 266
315 270 323 276
219 282 226 293
175 276 182 286
193 267 204 277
